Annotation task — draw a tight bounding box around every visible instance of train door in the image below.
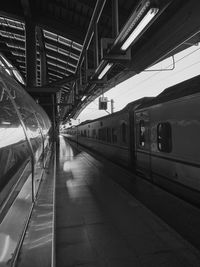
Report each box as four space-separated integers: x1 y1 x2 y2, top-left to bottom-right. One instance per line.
135 111 152 179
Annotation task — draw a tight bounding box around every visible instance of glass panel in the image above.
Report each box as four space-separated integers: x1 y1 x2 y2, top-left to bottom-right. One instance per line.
112 128 117 143
107 128 111 143
0 79 30 199
121 123 127 143
139 120 145 147
157 122 172 152
2 75 46 196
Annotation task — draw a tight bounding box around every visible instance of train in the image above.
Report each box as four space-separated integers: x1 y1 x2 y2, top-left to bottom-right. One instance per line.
0 64 52 221
64 75 200 206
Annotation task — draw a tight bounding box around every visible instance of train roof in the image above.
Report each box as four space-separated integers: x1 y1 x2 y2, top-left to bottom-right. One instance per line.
137 75 200 109
78 97 153 126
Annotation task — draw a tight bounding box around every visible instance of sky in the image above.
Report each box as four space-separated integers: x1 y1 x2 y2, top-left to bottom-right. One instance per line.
68 43 200 126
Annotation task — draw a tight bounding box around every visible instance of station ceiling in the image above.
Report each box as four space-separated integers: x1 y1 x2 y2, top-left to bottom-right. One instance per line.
0 0 200 123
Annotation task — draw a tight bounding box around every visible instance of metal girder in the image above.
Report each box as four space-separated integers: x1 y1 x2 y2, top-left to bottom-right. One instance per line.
27 86 58 93
47 74 78 88
25 18 36 87
76 0 107 71
21 0 37 87
21 0 31 17
112 0 119 38
36 26 48 85
61 0 108 122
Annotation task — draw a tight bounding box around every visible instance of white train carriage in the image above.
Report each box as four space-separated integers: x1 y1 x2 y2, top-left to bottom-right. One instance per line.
135 81 200 203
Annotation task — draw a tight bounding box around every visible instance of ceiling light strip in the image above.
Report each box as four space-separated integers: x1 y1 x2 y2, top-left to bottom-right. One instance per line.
98 63 113 79
121 7 159 51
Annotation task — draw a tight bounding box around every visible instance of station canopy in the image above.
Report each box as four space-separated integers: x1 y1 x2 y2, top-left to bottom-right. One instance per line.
0 0 200 122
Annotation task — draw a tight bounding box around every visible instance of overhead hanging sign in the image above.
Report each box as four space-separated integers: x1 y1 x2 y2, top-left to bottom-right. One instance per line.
99 97 108 110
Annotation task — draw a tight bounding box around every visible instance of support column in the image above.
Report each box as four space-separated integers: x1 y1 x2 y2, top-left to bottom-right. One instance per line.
94 23 99 69
36 27 48 86
40 51 47 86
75 80 79 102
25 18 36 88
84 50 88 83
112 0 119 38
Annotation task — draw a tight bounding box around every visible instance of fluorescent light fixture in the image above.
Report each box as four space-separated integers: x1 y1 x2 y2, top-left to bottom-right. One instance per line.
2 121 11 125
98 63 113 79
121 8 159 51
81 96 87 101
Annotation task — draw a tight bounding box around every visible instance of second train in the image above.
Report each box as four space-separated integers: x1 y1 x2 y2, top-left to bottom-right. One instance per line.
64 75 200 207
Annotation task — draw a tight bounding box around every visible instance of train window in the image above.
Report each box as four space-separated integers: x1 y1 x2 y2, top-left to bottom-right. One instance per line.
112 128 117 144
92 129 96 138
139 120 145 147
107 128 111 143
98 129 102 140
157 122 172 153
121 123 127 143
101 128 106 142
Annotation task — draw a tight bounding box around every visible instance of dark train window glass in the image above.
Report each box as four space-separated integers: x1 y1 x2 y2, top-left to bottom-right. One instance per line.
139 120 145 147
98 129 102 140
112 128 117 144
107 128 111 143
157 122 172 153
102 128 107 142
121 123 127 143
92 129 96 138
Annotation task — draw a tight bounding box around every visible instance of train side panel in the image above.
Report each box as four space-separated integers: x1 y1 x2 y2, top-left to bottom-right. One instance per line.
68 111 131 167
136 93 200 194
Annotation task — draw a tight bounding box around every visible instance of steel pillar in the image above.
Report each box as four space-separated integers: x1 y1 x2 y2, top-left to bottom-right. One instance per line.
94 23 99 69
36 27 48 86
84 50 88 83
112 0 119 38
77 0 107 71
25 19 36 87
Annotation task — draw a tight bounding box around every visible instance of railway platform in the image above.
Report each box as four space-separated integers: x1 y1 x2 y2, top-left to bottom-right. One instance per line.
55 136 200 267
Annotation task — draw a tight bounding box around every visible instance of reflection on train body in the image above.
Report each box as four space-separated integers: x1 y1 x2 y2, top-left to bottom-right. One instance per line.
0 65 52 265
